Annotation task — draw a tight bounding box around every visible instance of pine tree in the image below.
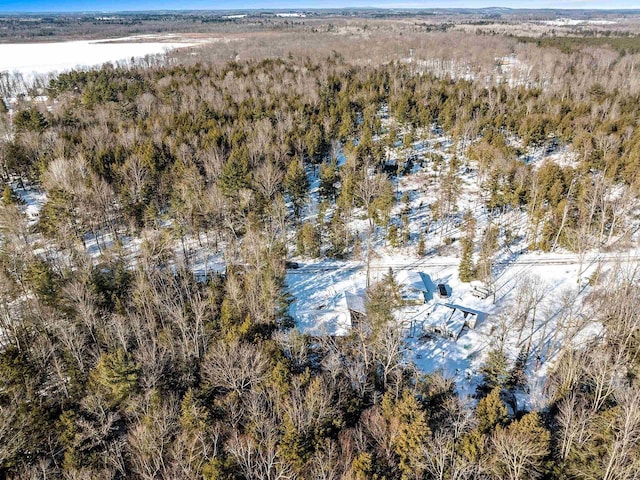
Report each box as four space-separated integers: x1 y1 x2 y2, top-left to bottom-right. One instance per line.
477 349 509 396
476 387 508 434
2 185 16 205
402 130 414 150
388 223 399 247
328 207 349 259
382 391 430 480
296 227 305 256
338 110 354 141
350 452 374 480
24 258 60 306
477 224 499 284
179 388 208 432
13 107 48 132
219 147 250 196
401 210 410 245
279 413 312 472
319 157 338 200
284 157 309 215
298 222 321 258
459 237 475 282
459 210 476 282
508 347 529 392
458 428 486 465
386 124 398 149
366 272 401 336
89 349 139 407
370 177 396 228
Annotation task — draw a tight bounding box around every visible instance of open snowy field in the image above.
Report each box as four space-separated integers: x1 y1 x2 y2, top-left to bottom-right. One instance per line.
0 34 199 78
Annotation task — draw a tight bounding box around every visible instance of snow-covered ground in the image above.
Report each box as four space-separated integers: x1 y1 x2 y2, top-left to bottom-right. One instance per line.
286 247 623 409
14 185 47 224
285 119 634 411
405 54 538 89
543 18 618 26
0 34 200 79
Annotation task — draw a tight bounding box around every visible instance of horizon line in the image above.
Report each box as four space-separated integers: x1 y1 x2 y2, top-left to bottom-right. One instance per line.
3 6 640 14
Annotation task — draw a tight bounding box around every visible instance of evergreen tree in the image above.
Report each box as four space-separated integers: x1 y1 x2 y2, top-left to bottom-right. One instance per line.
386 124 398 149
89 348 139 407
382 391 430 480
297 222 321 258
459 210 477 282
24 258 60 306
370 178 396 228
476 387 508 434
402 130 414 150
319 157 338 200
279 414 312 472
328 207 349 259
458 428 486 465
477 349 509 396
349 452 374 480
219 147 250 196
13 107 48 132
508 347 529 392
477 224 499 289
459 237 475 282
2 185 16 205
284 157 309 215
388 223 399 247
366 270 402 336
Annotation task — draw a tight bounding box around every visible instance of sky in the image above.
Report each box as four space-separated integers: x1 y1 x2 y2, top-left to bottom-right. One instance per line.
0 0 638 13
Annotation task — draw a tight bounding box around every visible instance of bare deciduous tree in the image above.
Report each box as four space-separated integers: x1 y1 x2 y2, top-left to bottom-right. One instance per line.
201 340 269 395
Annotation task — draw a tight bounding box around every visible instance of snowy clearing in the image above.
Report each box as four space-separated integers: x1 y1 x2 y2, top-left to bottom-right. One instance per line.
0 34 201 79
285 118 637 410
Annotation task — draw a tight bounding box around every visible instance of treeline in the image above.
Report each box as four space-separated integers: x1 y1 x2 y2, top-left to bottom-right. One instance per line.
0 13 282 42
515 34 640 55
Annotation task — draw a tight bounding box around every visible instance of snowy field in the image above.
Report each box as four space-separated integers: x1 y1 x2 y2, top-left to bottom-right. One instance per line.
0 34 199 79
543 19 619 26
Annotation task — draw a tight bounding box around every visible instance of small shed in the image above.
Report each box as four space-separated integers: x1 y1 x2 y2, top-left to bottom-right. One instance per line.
345 291 367 328
395 270 429 305
421 303 480 341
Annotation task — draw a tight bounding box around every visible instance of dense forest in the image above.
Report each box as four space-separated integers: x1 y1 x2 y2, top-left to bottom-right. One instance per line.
1 16 640 480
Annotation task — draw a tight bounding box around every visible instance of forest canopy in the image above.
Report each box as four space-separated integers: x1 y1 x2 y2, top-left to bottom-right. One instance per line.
1 14 640 480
